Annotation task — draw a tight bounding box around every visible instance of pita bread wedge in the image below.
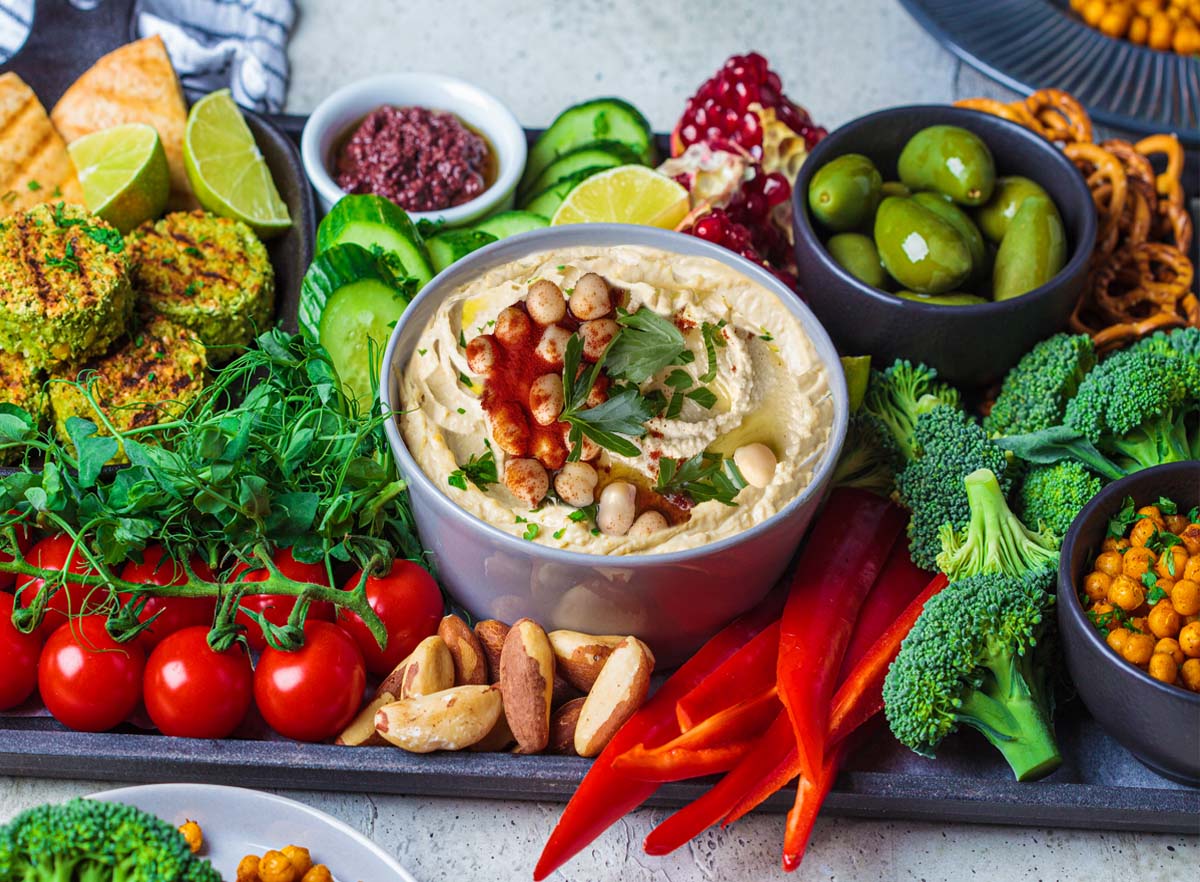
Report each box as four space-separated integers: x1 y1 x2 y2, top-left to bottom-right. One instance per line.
0 73 84 217
51 35 196 209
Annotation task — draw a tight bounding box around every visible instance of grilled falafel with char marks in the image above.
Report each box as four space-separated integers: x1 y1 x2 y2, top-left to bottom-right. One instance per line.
0 202 134 368
127 210 274 361
0 349 46 463
48 315 206 462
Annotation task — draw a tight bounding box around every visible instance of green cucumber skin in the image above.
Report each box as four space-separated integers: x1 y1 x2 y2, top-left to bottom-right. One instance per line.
298 242 414 342
519 98 654 194
518 140 643 198
426 230 498 274
518 168 604 217
316 194 434 289
472 211 549 240
319 279 409 407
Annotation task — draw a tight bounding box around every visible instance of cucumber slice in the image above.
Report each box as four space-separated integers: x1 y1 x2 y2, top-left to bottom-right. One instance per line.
517 141 643 199
519 98 654 195
473 211 549 240
426 229 498 274
519 168 599 218
315 194 435 290
298 242 415 410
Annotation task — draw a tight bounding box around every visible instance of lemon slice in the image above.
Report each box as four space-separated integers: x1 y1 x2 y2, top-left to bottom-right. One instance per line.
67 123 169 233
184 89 291 238
551 165 689 228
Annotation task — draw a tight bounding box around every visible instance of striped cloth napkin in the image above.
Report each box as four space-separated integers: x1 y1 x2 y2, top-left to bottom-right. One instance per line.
0 0 296 112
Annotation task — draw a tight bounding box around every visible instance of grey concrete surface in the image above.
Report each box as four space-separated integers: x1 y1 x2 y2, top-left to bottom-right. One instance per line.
3 1 1197 880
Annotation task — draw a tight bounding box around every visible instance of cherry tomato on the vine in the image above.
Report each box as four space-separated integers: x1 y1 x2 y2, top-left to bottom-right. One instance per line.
38 615 145 732
338 559 443 676
0 592 41 710
16 534 104 641
144 626 252 739
119 546 217 649
231 548 335 651
253 620 365 742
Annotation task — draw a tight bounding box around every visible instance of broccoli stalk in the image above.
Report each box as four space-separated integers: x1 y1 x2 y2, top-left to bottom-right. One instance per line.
882 568 1061 782
937 468 1059 582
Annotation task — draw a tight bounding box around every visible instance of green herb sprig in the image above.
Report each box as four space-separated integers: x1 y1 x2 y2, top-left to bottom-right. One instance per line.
449 441 498 491
656 451 747 506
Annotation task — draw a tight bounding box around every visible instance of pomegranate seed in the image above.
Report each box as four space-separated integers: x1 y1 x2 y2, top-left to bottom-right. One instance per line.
765 71 782 92
762 173 791 206
739 113 761 145
743 192 767 221
692 216 725 242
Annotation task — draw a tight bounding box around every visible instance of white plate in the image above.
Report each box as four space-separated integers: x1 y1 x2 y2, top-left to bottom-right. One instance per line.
88 783 417 882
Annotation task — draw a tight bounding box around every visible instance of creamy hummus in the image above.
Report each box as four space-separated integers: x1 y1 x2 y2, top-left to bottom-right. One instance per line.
398 245 833 555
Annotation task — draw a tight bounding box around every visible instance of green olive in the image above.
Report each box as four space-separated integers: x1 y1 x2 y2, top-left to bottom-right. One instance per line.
911 191 988 284
826 232 887 288
975 176 1052 243
880 181 911 198
873 196 973 295
896 291 988 306
992 195 1067 301
808 153 883 232
898 125 996 206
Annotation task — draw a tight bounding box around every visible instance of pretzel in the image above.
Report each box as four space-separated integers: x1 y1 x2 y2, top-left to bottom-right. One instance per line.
1023 89 1092 144
953 97 1035 128
1099 139 1156 191
1134 134 1185 204
1065 142 1127 251
1157 200 1193 255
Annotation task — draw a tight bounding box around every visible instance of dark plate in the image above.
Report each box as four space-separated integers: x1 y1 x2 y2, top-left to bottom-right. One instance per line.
899 0 1200 146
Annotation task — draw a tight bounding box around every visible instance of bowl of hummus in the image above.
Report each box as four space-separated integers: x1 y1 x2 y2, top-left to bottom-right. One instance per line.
382 225 846 663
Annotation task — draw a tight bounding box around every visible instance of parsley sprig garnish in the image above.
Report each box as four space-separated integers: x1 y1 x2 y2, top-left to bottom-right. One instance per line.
561 334 656 460
51 201 125 253
44 241 79 273
656 451 747 506
448 441 498 491
605 308 694 383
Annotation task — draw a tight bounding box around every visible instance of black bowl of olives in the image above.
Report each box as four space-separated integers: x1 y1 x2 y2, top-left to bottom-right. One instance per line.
792 105 1096 388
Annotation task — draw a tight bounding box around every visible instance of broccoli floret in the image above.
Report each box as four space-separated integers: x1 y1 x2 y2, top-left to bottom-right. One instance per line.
937 468 1059 582
0 798 221 882
1130 325 1200 362
984 333 1096 437
832 410 904 496
895 406 1011 571
882 567 1061 781
1064 346 1199 472
1016 460 1105 538
862 359 961 462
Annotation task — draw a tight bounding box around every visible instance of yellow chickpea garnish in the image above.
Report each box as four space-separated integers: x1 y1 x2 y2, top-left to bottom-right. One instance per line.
1156 545 1188 580
1148 600 1182 639
281 846 313 878
1130 517 1158 547
236 855 261 882
1107 626 1132 654
1179 621 1200 658
258 851 297 882
178 820 203 855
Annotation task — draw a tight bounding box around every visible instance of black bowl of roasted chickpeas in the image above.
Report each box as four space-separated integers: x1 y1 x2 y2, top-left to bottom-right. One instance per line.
1059 461 1200 786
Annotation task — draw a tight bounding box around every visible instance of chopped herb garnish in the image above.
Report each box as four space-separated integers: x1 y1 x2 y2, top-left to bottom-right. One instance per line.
515 516 527 524
146 372 156 382
553 527 566 540
44 241 79 273
134 335 145 347
699 321 727 383
1189 506 1199 523
522 523 540 541
183 281 201 298
184 246 203 258
605 308 690 384
448 444 498 491
26 180 41 192
458 371 473 387
161 257 176 265
664 390 685 420
458 329 467 349
560 333 653 460
1 191 17 204
1107 496 1137 538
457 407 466 415
686 386 717 409
556 265 566 271
418 348 428 356
656 451 747 506
664 369 693 391
1156 496 1178 516
568 506 595 523
759 330 774 342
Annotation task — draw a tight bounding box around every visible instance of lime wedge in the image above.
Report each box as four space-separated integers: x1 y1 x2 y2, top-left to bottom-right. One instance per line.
184 90 291 238
841 355 872 412
551 165 689 229
67 123 169 233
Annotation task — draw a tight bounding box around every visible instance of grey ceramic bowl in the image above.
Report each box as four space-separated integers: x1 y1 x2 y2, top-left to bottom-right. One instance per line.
1058 461 1200 785
381 224 848 664
793 105 1097 388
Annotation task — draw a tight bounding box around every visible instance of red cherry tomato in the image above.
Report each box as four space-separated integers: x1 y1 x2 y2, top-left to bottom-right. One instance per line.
253 620 365 742
143 626 252 739
338 560 443 676
38 615 145 732
0 592 41 710
231 548 335 651
0 521 33 592
119 546 217 649
15 534 103 641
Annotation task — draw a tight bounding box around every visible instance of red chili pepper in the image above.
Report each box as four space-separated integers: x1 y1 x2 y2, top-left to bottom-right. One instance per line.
533 590 784 881
675 621 780 730
615 688 779 782
777 488 906 786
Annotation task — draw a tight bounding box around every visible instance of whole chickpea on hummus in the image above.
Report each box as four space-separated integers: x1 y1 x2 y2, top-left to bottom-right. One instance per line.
398 246 833 555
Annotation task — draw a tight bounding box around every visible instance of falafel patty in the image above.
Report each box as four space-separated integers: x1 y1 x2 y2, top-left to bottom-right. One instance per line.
48 315 207 461
0 349 46 463
0 202 134 368
126 210 274 361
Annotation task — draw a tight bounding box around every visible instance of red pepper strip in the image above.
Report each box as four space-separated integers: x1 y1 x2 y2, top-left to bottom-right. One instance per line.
533 590 785 881
777 488 906 787
827 573 947 746
614 688 780 782
781 742 844 872
675 621 780 731
643 710 796 857
721 540 933 826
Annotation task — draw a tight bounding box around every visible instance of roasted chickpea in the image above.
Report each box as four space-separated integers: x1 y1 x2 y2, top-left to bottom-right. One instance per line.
1107 574 1145 611
597 481 636 536
534 325 573 368
1155 637 1184 665
504 458 548 508
1091 601 1115 617
569 273 613 320
280 846 312 877
733 443 777 489
495 307 533 348
526 280 566 325
1083 571 1111 601
1095 550 1124 577
1170 579 1200 616
1129 615 1149 634
1102 536 1131 553
1107 626 1132 654
1180 523 1200 556
466 335 498 375
1148 651 1178 684
1100 2 1134 34
529 373 565 426
1129 516 1158 547
236 855 261 882
554 461 599 508
531 427 567 470
1165 513 1188 535
1122 632 1156 665
1128 13 1151 41
1136 505 1166 528
1184 555 1200 583
561 422 599 461
301 866 334 882
178 820 202 854
1148 600 1183 639
487 401 530 457
1122 546 1156 579
1156 545 1188 580
1083 0 1109 25
258 851 296 882
579 319 619 362
628 510 669 539
1181 658 1200 691
1179 621 1200 657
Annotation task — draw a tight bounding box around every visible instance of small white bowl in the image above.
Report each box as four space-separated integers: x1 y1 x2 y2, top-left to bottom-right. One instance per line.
301 73 527 225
